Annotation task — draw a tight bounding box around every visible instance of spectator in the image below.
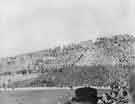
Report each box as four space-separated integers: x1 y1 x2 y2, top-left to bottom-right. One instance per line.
128 70 135 104
102 93 113 104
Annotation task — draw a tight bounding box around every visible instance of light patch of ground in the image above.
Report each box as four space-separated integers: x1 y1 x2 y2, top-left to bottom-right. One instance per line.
0 88 110 104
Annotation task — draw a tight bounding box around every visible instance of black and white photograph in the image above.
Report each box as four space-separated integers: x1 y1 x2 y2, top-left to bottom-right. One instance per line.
0 0 135 104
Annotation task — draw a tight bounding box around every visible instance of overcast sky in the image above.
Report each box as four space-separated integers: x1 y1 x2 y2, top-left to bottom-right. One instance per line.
0 0 135 57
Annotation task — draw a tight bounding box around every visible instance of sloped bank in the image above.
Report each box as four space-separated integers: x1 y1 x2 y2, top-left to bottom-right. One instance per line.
8 65 111 88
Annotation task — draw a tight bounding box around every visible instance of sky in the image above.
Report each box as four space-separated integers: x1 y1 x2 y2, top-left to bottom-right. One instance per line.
0 0 135 57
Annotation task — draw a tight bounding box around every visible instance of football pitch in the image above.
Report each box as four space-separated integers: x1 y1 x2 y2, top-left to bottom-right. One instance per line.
0 88 110 104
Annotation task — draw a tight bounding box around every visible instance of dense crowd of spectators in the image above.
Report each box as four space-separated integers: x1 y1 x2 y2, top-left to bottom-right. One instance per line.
97 81 128 104
64 81 129 104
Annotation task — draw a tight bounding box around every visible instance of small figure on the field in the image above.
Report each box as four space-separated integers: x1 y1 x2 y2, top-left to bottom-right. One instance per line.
69 85 73 90
64 87 98 104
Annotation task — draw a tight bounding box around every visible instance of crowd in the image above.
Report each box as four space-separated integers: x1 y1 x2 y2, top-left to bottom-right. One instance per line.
64 67 135 104
64 80 131 104
97 81 128 104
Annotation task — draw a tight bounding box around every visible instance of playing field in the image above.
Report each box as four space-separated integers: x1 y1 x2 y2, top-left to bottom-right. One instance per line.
0 88 110 104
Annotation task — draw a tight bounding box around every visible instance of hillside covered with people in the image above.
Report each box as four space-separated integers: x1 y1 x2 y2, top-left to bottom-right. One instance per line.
0 34 135 87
